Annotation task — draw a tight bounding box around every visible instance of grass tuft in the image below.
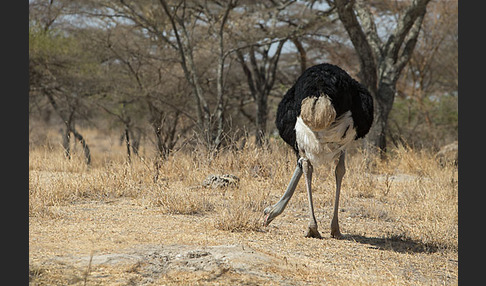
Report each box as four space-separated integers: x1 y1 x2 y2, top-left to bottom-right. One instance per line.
29 127 457 251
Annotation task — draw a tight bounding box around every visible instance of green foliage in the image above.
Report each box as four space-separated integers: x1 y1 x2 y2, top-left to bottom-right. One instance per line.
433 93 458 128
29 25 79 62
388 93 458 150
28 0 458 154
30 23 104 81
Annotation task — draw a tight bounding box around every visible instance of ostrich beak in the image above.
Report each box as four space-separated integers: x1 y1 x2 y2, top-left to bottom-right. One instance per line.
263 206 275 226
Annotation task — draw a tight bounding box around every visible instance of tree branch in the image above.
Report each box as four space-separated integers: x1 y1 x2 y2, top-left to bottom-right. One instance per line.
265 39 286 95
332 0 377 89
291 37 307 73
395 9 427 76
384 0 432 61
354 0 382 57
236 50 257 98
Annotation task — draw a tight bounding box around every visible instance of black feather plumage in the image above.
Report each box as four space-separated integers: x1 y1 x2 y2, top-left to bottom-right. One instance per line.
276 63 374 158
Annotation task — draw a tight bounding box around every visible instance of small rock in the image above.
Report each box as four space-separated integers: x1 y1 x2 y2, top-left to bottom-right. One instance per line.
436 141 458 166
202 174 240 188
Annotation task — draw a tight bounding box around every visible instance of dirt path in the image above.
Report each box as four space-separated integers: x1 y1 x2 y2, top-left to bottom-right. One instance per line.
29 198 458 285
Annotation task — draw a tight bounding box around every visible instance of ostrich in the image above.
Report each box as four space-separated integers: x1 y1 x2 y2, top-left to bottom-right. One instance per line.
263 63 374 239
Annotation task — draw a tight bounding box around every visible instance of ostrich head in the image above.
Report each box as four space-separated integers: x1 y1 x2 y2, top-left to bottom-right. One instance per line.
263 205 277 226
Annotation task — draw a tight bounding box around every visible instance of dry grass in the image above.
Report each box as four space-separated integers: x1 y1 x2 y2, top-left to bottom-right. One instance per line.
29 127 458 285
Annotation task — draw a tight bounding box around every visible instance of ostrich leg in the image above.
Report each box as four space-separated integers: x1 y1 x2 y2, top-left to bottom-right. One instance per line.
263 159 303 226
302 158 322 238
331 151 346 238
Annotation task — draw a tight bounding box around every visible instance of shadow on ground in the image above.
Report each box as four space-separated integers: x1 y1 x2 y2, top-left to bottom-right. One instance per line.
344 234 440 254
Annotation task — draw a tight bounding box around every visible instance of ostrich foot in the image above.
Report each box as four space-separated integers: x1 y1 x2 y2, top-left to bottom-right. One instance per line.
331 228 343 239
305 226 322 239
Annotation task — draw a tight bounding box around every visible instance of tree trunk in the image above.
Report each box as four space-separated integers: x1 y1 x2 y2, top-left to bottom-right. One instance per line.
45 89 91 165
368 80 395 153
129 128 141 156
159 0 229 152
62 126 71 159
237 40 286 147
71 128 91 165
255 93 268 147
333 0 431 153
212 1 234 151
124 126 131 164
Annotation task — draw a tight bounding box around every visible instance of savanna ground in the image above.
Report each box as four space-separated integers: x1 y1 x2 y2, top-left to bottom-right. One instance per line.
29 127 458 285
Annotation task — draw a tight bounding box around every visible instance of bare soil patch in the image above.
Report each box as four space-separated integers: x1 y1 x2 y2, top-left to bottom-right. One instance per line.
29 197 457 285
29 139 458 285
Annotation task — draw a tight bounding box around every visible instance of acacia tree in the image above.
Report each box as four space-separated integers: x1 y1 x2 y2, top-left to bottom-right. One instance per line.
329 0 432 153
29 1 95 165
233 2 289 147
158 0 238 151
391 0 458 148
93 0 239 152
234 1 331 146
236 41 286 147
96 20 189 162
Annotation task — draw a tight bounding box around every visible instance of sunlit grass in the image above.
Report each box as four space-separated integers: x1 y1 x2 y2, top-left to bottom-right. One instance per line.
29 127 458 250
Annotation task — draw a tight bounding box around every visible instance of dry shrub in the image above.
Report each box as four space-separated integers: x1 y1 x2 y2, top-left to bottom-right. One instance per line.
29 171 64 218
29 144 150 217
343 145 458 250
146 184 215 215
29 128 457 250
208 143 296 233
212 187 265 232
